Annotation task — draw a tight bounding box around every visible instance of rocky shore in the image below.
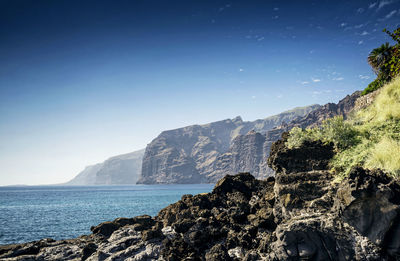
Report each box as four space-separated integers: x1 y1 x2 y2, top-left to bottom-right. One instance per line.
1 133 400 260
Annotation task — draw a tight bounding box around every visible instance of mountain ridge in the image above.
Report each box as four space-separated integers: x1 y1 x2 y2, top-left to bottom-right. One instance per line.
138 104 321 184
65 149 145 185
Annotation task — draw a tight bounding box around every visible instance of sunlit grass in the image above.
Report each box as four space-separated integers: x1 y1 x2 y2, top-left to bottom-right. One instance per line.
286 76 400 178
366 137 400 177
359 76 400 122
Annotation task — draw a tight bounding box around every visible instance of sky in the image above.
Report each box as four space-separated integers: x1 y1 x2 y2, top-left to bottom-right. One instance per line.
0 0 400 185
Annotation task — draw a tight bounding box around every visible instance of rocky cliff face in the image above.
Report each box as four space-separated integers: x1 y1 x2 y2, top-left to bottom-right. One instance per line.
138 105 320 184
285 91 361 129
3 133 400 260
204 91 362 184
66 149 145 185
139 91 364 185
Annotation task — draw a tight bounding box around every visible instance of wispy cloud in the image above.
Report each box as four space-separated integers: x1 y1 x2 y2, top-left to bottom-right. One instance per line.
381 10 398 20
312 78 321 82
360 30 370 36
340 22 347 27
359 75 371 80
273 7 279 11
344 23 366 31
239 68 244 72
301 81 309 85
333 77 344 81
358 40 364 45
357 7 365 13
312 90 332 96
369 2 378 8
378 0 394 9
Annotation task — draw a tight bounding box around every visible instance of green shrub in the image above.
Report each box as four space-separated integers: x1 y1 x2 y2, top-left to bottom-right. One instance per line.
361 78 384 96
286 116 359 151
319 116 359 150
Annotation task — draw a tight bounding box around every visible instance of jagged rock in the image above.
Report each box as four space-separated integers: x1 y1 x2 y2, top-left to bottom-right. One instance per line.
335 167 400 255
268 132 334 174
289 91 361 129
90 215 154 238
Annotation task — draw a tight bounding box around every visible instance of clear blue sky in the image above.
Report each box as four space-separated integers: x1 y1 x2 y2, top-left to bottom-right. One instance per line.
1 0 399 185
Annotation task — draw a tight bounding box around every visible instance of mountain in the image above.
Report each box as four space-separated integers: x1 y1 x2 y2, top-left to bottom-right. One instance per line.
138 105 320 184
139 91 363 184
66 149 145 185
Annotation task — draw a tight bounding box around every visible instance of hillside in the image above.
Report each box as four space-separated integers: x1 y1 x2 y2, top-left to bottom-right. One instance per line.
137 105 320 184
66 149 145 185
287 76 400 178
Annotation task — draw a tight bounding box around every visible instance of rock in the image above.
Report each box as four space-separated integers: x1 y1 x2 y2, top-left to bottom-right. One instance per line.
81 242 97 260
335 167 400 251
205 244 230 260
138 105 320 184
268 132 334 174
90 221 120 238
90 215 154 238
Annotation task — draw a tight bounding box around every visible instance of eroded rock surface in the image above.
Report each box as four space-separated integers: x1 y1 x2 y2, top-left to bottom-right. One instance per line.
138 105 320 184
2 133 400 260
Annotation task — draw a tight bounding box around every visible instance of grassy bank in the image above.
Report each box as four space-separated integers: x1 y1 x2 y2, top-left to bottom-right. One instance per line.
287 76 400 178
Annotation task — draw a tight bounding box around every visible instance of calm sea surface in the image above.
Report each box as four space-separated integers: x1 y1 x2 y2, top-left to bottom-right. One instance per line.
0 184 213 245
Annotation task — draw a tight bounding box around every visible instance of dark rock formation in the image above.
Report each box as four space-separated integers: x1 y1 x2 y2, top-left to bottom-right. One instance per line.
3 133 400 260
66 149 145 185
138 105 320 184
267 132 334 174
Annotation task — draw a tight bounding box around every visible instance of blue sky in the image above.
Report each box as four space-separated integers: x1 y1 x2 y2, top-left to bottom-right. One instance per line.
1 0 400 185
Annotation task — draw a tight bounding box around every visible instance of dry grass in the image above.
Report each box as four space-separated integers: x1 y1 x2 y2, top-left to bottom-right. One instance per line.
366 137 400 176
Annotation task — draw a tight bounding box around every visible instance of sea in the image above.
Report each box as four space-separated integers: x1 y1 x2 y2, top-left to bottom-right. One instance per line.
0 184 213 245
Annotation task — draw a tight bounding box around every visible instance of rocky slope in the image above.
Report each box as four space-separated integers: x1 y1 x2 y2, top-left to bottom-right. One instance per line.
2 133 400 260
66 149 145 185
138 105 320 184
139 91 363 185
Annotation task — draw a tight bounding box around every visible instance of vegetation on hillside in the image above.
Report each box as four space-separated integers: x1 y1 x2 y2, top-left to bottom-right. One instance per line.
287 76 400 178
362 27 400 95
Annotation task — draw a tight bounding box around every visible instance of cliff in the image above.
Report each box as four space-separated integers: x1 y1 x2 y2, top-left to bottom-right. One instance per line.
139 91 363 185
138 105 320 184
2 134 399 260
66 149 145 185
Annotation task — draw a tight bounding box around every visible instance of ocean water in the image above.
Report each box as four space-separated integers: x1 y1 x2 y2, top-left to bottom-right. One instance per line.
0 184 213 245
